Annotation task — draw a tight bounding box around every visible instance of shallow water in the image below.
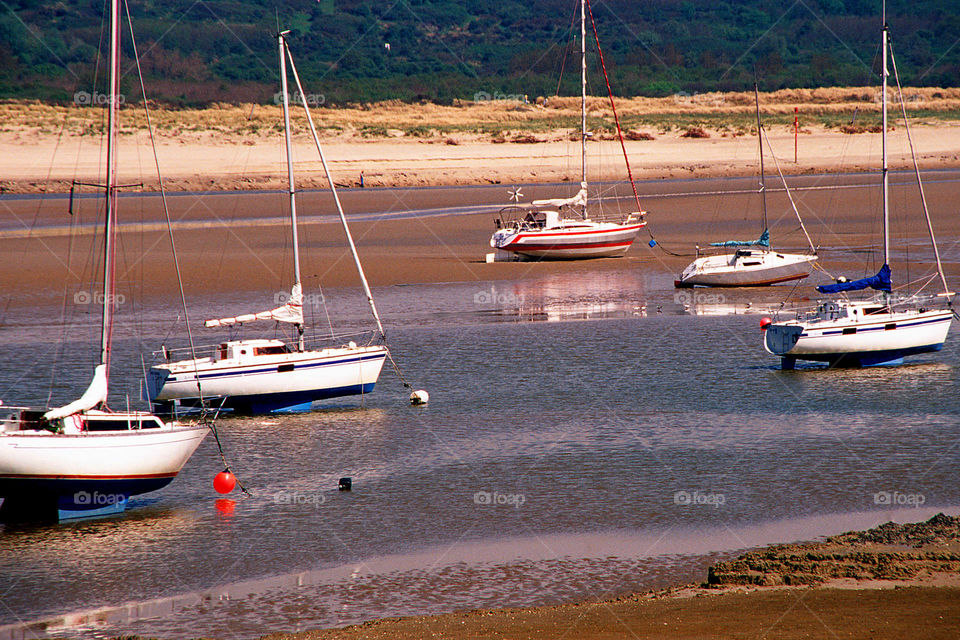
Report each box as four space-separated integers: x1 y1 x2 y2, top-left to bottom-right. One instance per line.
1 262 958 639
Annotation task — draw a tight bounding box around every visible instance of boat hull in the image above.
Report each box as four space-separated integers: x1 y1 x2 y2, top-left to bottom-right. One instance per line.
676 251 816 288
764 308 954 367
492 223 644 260
148 345 388 414
0 424 208 520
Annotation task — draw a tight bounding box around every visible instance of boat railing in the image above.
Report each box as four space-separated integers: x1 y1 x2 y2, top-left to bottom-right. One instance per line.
786 292 950 323
150 329 382 362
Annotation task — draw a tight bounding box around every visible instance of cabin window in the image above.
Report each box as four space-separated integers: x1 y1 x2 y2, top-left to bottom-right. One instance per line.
86 417 162 431
254 345 288 356
277 363 295 373
218 345 228 360
885 323 896 331
864 307 885 315
842 327 857 335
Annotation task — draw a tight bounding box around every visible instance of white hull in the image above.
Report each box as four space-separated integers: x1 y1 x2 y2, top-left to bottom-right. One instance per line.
764 302 953 367
491 221 644 260
149 343 387 413
0 424 207 484
677 251 817 287
0 410 208 519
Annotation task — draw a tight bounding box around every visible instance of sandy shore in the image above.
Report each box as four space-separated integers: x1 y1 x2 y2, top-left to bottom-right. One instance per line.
2 122 960 193
1 90 960 193
262 514 960 640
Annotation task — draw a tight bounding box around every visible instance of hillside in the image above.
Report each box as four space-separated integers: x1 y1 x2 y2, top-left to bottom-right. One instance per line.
0 0 958 105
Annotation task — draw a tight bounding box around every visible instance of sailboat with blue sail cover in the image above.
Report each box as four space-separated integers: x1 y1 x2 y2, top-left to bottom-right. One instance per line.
763 1 955 369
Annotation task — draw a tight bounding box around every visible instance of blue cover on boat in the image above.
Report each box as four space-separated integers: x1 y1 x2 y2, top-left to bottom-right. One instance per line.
817 263 891 293
710 228 769 248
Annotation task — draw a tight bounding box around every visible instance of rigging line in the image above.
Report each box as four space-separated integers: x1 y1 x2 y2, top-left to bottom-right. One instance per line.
584 0 642 218
761 127 817 255
124 0 205 407
282 38 385 340
889 40 951 297
555 2 579 97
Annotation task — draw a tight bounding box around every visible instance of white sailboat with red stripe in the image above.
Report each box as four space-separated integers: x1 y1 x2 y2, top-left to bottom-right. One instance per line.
489 0 646 261
491 187 645 259
0 0 208 523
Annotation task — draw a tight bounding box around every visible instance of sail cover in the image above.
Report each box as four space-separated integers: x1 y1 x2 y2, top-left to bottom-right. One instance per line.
817 264 891 294
532 186 588 209
710 228 770 248
44 364 108 420
205 283 304 328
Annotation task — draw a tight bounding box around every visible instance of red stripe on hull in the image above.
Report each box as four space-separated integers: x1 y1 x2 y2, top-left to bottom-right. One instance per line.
0 472 178 480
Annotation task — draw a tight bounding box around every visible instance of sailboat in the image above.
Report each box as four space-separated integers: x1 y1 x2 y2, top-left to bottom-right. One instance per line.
489 0 646 260
763 2 955 369
146 31 388 415
0 0 208 522
675 84 818 287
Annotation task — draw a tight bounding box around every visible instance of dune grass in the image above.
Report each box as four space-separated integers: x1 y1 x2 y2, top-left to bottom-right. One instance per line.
2 86 959 143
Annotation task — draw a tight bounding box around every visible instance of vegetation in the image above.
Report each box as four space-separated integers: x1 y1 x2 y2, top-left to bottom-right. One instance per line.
0 0 957 106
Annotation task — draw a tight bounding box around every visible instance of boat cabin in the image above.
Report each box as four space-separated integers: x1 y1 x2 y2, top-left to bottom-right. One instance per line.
214 339 291 363
0 408 165 434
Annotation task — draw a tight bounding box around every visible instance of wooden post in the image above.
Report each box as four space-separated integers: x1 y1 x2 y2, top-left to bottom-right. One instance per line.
794 106 798 163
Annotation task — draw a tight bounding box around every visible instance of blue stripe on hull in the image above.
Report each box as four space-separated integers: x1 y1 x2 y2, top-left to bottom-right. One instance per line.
155 382 377 415
793 342 944 368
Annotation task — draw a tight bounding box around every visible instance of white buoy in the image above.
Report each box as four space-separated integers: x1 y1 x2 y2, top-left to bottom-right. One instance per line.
410 390 429 405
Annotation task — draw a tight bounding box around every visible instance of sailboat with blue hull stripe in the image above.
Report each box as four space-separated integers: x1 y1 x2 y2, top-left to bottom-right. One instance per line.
147 32 388 414
763 0 955 369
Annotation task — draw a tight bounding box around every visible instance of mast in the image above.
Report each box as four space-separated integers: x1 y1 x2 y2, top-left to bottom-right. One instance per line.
579 0 587 218
754 82 767 232
278 30 304 350
282 37 388 340
100 0 121 391
881 1 889 269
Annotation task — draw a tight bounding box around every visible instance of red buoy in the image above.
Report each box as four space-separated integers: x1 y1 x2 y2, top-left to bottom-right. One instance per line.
759 317 772 331
214 470 237 494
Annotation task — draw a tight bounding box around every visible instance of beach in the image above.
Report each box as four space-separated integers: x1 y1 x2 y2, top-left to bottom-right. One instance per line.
267 514 960 640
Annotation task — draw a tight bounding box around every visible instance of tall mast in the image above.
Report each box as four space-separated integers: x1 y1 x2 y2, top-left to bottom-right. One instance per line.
278 31 304 350
100 0 121 387
881 1 889 268
754 82 767 232
282 39 388 340
580 0 587 217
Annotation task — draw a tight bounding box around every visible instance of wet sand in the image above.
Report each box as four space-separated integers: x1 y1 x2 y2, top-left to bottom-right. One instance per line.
265 515 960 640
2 171 959 311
